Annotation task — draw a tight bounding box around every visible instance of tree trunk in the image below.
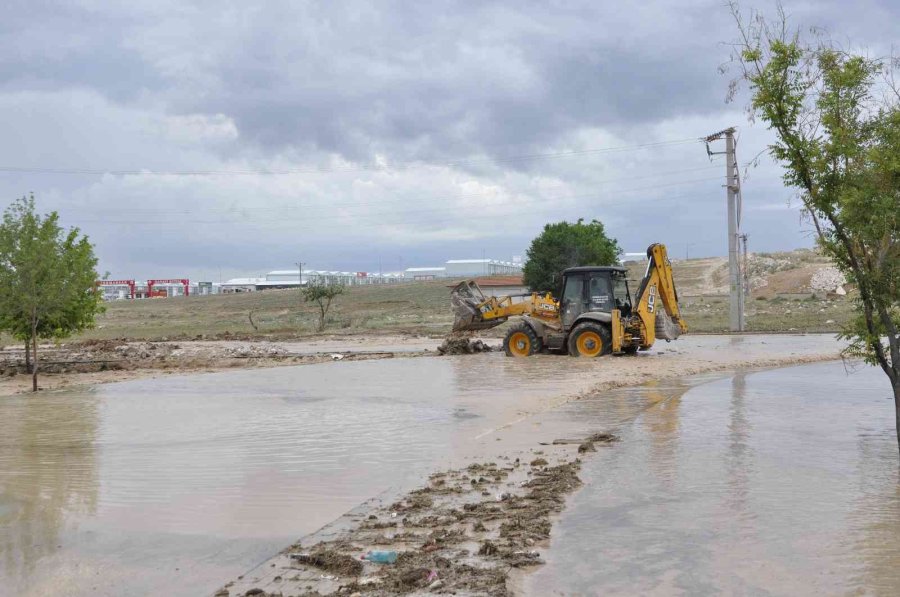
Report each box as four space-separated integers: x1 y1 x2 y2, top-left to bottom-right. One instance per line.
31 333 38 392
895 383 900 458
24 340 31 374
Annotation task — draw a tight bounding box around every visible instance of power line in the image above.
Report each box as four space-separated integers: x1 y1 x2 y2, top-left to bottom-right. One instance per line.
61 176 725 225
70 164 723 215
76 191 725 241
0 137 700 176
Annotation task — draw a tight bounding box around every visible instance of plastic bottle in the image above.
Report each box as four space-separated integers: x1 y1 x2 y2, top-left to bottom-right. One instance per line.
362 550 398 564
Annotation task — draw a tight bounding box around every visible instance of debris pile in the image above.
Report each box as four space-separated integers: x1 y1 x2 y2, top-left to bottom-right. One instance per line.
226 345 289 359
810 267 847 294
437 335 493 355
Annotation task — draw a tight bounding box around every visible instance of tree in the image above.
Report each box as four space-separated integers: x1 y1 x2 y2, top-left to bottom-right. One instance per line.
0 196 103 391
522 219 621 292
302 283 344 332
727 4 900 453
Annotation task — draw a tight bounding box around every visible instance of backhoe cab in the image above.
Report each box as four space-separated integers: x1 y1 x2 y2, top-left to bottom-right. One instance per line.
450 243 687 357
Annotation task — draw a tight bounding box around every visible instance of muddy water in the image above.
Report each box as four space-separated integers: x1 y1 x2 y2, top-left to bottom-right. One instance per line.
0 351 628 597
525 362 900 596
0 334 845 596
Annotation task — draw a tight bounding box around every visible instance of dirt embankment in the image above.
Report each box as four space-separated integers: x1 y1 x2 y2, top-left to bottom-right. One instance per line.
0 337 430 396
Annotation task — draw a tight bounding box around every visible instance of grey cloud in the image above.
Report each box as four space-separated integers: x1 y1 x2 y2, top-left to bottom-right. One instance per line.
1 0 898 280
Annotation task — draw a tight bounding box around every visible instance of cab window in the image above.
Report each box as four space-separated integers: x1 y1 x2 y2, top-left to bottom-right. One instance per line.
562 274 584 304
613 274 631 314
588 274 612 311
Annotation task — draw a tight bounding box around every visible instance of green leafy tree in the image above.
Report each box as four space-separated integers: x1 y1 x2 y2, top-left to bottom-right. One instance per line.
728 4 900 453
522 219 621 292
302 283 345 332
0 196 103 391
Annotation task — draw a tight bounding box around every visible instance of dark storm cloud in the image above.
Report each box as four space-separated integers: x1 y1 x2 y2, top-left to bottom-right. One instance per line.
0 2 162 101
2 0 730 163
186 1 728 162
4 1 899 166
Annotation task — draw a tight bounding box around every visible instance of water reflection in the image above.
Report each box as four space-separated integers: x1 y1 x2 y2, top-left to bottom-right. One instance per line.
525 363 900 595
726 372 751 512
640 380 686 487
0 393 99 584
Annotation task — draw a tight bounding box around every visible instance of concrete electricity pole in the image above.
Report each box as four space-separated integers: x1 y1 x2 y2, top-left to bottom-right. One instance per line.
741 234 750 297
704 127 744 331
295 261 306 301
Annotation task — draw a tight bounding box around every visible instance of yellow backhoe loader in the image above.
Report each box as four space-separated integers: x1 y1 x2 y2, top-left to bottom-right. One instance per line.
451 243 687 357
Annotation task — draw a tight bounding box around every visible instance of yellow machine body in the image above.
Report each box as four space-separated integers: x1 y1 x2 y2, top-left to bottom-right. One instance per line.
450 243 687 357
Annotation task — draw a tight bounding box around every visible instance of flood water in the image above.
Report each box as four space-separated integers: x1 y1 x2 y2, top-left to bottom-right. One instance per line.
0 352 619 596
524 362 900 596
1 335 896 596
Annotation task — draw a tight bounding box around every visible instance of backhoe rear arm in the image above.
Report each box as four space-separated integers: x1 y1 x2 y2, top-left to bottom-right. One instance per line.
632 243 688 347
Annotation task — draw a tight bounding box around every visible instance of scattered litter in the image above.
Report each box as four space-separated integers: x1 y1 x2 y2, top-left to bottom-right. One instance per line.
330 353 345 360
362 550 398 564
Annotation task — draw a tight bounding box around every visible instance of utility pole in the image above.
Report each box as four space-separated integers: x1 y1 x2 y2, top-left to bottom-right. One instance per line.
685 243 695 261
295 261 305 301
741 233 749 298
704 127 744 331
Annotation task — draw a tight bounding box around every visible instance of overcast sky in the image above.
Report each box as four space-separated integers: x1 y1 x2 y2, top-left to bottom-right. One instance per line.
1 0 897 281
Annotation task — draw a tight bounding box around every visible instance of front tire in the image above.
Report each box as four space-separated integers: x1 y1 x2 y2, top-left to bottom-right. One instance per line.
567 322 612 357
504 324 542 357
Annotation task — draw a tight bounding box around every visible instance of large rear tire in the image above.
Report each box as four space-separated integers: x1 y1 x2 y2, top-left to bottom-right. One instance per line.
567 322 612 358
504 324 542 357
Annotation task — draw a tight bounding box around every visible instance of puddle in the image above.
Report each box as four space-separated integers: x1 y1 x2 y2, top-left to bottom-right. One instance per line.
524 362 900 596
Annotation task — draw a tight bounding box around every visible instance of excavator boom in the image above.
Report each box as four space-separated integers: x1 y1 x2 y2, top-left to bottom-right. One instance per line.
631 243 688 346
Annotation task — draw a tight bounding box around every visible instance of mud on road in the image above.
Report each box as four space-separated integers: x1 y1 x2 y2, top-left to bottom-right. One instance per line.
222 434 618 597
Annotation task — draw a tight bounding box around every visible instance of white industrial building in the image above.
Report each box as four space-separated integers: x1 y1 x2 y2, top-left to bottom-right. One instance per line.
404 258 522 279
404 266 446 281
100 256 523 300
220 269 405 293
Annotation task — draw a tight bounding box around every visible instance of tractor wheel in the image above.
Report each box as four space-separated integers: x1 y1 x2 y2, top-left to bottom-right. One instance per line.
567 322 612 357
504 324 542 357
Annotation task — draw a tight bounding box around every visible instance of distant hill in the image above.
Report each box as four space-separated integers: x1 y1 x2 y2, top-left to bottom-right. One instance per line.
624 248 844 298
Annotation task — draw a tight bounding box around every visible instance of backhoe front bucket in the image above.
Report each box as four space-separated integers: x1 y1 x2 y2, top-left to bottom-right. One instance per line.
450 280 504 332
